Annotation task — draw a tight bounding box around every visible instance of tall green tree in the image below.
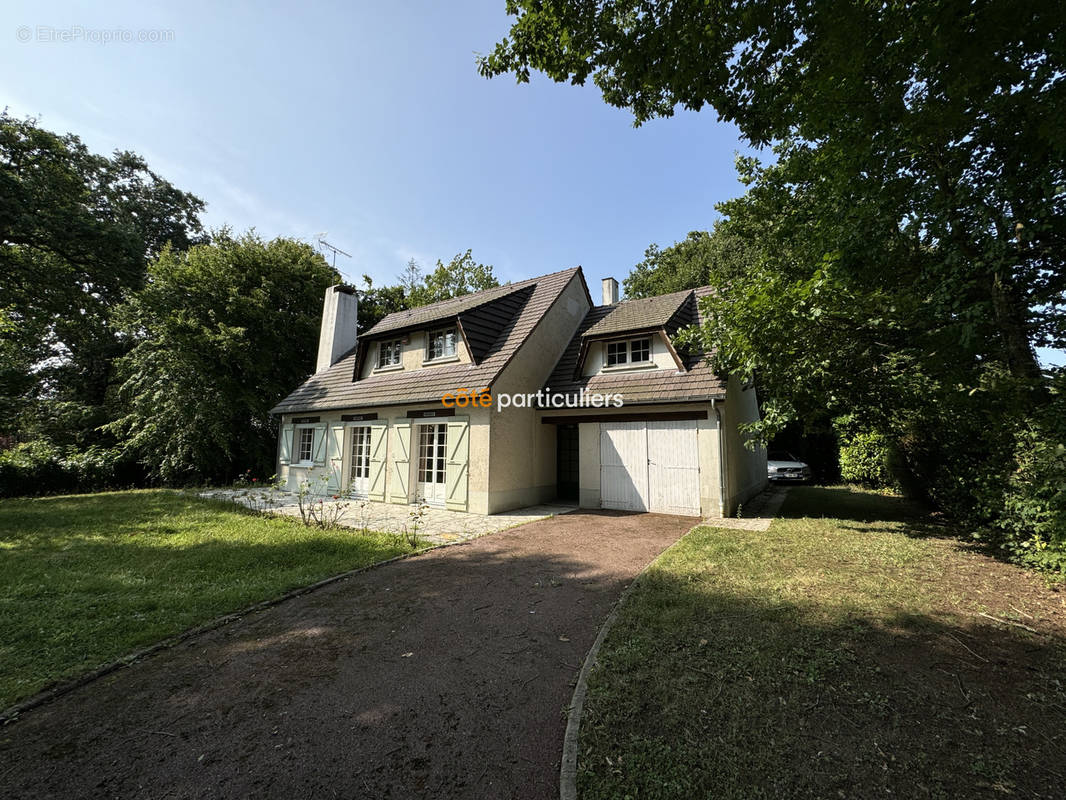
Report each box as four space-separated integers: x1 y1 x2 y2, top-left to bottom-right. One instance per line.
623 228 755 299
354 274 408 334
404 249 500 306
480 0 1066 386
481 1 1066 564
0 112 204 446
110 231 338 484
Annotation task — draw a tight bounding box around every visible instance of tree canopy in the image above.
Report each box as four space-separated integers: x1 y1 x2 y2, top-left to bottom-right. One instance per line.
109 231 339 484
399 249 501 307
483 1 1066 569
481 0 1066 385
0 112 205 446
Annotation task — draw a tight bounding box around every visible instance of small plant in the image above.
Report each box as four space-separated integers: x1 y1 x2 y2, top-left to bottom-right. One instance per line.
401 499 430 547
232 469 256 489
295 474 355 529
221 472 282 514
356 499 372 535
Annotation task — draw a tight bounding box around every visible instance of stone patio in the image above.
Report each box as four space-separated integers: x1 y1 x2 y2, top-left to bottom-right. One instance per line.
199 487 577 545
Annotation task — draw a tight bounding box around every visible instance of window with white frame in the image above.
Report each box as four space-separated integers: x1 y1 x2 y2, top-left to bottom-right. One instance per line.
378 339 402 368
427 327 457 361
296 427 314 463
605 337 651 367
606 340 628 366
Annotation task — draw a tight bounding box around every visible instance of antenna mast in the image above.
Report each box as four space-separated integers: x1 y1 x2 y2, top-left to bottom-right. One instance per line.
317 237 352 282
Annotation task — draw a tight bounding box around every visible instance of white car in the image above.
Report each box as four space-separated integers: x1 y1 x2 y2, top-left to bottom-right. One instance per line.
767 450 812 482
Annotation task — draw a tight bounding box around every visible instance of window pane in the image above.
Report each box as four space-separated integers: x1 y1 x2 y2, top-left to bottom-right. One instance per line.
428 329 456 360
606 341 626 366
630 339 650 362
298 428 314 461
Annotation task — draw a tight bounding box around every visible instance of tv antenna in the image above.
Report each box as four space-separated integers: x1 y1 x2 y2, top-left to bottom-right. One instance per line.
315 236 352 283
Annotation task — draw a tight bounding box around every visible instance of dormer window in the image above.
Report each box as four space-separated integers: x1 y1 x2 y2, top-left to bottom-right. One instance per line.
378 339 402 368
606 337 651 367
427 327 457 361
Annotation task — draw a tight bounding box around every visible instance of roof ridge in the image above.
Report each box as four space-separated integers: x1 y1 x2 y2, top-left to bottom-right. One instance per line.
366 266 581 334
590 286 707 311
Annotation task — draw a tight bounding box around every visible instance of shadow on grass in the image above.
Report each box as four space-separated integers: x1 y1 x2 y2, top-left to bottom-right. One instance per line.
579 557 1066 800
779 485 987 546
0 509 690 800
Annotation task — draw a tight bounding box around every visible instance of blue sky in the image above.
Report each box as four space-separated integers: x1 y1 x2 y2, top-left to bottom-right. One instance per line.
3 0 1062 366
1 0 753 291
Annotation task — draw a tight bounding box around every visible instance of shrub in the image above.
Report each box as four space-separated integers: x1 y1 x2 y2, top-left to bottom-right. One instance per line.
994 405 1066 575
838 428 898 489
0 441 131 497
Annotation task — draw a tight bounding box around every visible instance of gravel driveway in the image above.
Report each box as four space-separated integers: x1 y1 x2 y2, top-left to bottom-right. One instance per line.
1 510 694 800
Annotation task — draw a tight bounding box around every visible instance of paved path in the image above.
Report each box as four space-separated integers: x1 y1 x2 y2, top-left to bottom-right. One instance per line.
200 488 578 544
703 484 790 531
1 511 695 800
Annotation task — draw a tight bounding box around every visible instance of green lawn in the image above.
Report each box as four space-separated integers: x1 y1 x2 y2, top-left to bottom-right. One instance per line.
0 490 417 708
578 486 1066 799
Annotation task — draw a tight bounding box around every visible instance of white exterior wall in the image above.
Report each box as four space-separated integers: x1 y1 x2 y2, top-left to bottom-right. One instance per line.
546 402 720 517
277 403 491 513
486 273 591 513
581 332 677 377
718 375 768 515
359 330 472 380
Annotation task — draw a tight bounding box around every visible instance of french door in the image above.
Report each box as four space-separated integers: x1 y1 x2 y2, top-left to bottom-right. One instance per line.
349 426 371 497
416 423 447 506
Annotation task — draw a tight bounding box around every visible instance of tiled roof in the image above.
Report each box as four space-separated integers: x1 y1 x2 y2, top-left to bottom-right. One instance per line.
580 288 691 339
541 286 726 405
363 282 533 337
271 267 582 414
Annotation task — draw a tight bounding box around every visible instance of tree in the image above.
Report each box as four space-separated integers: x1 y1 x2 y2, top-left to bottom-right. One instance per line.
480 0 1066 387
110 231 338 484
479 2 1066 562
355 274 408 334
623 228 755 299
0 112 204 446
406 249 500 306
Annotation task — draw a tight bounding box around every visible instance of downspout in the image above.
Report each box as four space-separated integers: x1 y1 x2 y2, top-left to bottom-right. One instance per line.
711 398 726 518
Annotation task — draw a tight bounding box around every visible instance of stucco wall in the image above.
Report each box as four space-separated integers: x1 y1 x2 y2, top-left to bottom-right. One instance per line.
359 330 472 380
718 375 768 515
581 332 678 376
485 272 591 513
543 402 721 516
277 403 490 512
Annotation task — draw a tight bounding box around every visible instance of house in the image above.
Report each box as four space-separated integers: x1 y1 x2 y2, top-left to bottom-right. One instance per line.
270 267 767 517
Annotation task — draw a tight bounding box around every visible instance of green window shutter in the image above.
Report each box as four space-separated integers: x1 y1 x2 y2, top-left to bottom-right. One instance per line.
445 419 469 511
389 421 411 503
312 424 328 466
278 424 294 466
327 424 345 491
367 423 388 502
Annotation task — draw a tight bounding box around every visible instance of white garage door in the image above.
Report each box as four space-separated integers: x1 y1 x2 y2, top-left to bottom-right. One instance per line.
600 420 701 515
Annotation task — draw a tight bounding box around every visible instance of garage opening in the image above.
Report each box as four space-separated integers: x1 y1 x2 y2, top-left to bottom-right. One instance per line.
556 423 579 502
600 420 700 516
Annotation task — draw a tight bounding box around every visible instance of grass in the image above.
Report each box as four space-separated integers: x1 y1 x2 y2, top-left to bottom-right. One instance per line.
0 489 419 708
578 486 1066 799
